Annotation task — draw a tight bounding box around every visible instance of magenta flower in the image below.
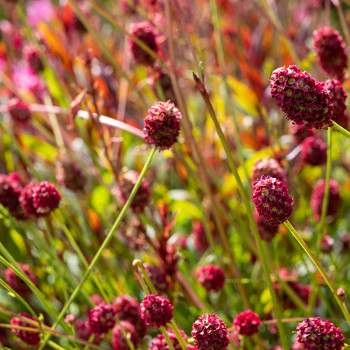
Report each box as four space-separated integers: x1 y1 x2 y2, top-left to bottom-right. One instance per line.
140 294 173 328
233 310 261 336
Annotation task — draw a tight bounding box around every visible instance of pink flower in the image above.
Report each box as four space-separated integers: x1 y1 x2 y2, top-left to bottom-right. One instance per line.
26 0 55 27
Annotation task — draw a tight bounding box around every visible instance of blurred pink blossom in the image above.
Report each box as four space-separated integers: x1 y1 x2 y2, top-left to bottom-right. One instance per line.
26 0 55 27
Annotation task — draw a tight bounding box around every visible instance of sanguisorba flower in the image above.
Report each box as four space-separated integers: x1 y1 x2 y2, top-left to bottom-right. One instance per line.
251 157 287 183
310 179 340 221
149 328 188 350
140 294 173 328
129 21 158 66
196 265 226 292
144 100 182 150
254 211 279 242
233 310 261 336
296 317 344 350
322 79 349 128
136 263 169 294
11 313 41 346
192 314 230 350
32 181 61 216
7 97 31 123
89 303 116 334
269 65 333 129
314 26 348 82
5 263 37 297
252 176 293 226
300 136 327 166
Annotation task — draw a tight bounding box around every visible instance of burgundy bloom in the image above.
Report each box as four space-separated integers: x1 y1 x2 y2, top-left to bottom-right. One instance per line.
118 169 150 213
311 179 340 221
112 321 138 350
322 79 349 128
56 157 87 192
233 310 260 336
0 173 23 215
137 263 169 294
75 319 103 344
252 176 293 226
114 294 147 338
296 317 344 350
19 183 37 217
196 265 226 292
32 181 61 216
129 21 158 66
290 124 315 144
144 100 182 150
149 329 188 350
7 98 31 123
269 65 333 129
89 303 116 334
192 314 230 350
11 313 40 345
251 157 287 183
300 136 327 166
140 294 173 328
23 45 43 73
314 26 348 82
5 263 37 297
254 211 279 242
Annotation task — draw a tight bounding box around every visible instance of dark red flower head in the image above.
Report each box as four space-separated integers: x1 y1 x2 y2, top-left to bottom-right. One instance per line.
7 98 31 123
32 181 61 216
296 317 344 350
130 21 158 66
11 313 40 346
251 157 287 183
23 45 43 73
56 157 87 192
144 100 182 150
140 294 173 328
290 124 315 144
233 310 261 336
252 176 293 226
112 320 138 350
196 265 226 292
322 79 348 128
75 319 103 344
269 65 333 129
314 26 348 82
114 294 147 338
149 328 188 350
191 314 230 350
311 179 340 221
89 303 116 334
300 136 327 166
0 173 23 216
5 263 37 297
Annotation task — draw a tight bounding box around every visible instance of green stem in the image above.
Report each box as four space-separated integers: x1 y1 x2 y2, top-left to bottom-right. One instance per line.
38 147 156 349
317 127 333 252
161 326 176 350
332 120 350 139
284 220 350 326
193 73 288 350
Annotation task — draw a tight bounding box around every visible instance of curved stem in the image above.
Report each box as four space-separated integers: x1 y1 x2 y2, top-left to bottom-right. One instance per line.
332 120 350 139
284 220 350 326
193 73 288 350
38 147 157 349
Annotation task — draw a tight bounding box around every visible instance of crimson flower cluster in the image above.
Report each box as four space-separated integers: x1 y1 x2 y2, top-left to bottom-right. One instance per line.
7 98 31 123
11 313 41 346
251 157 287 183
252 176 293 226
233 310 261 336
296 317 344 350
5 264 37 297
89 303 116 334
192 314 230 350
112 321 138 350
269 65 333 129
149 329 188 350
144 100 182 150
196 265 226 292
140 294 173 328
314 26 348 82
300 136 327 166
